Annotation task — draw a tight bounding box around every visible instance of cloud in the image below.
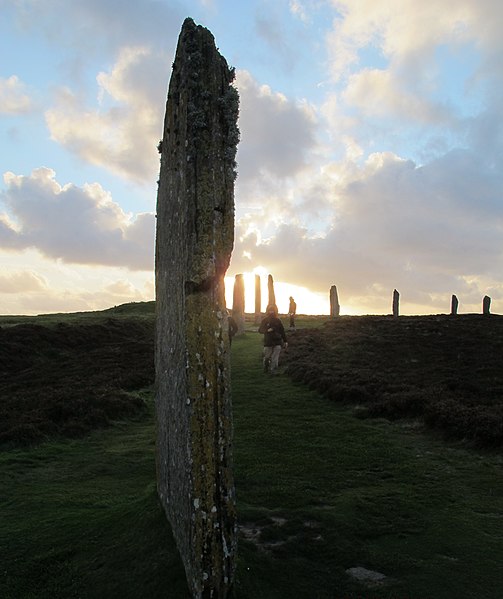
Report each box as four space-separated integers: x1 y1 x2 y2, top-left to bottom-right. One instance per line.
0 271 47 293
0 168 154 270
324 0 503 159
0 248 154 315
254 13 298 72
11 0 184 58
45 46 167 183
0 277 152 316
326 0 503 100
327 1 486 76
9 1 182 185
104 279 138 296
0 76 34 114
342 68 454 125
4 1 503 317
289 1 309 23
235 70 318 182
229 147 503 314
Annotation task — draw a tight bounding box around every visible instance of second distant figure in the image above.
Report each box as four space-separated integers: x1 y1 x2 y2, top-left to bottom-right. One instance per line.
228 310 238 345
258 304 288 374
288 296 297 330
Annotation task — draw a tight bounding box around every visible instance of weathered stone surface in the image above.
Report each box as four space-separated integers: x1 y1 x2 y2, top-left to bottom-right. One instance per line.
483 295 491 315
155 17 239 598
232 274 245 334
392 289 400 317
267 274 276 309
254 274 261 323
329 285 340 318
451 294 459 315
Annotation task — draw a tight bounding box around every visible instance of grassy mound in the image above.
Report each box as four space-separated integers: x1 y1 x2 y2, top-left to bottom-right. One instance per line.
0 318 154 445
285 314 503 447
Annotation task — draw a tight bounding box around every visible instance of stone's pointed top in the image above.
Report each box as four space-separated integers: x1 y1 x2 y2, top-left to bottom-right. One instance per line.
179 16 216 45
182 16 196 27
181 16 204 33
171 16 235 92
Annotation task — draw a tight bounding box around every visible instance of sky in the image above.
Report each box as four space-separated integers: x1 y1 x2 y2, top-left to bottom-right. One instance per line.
1 0 502 316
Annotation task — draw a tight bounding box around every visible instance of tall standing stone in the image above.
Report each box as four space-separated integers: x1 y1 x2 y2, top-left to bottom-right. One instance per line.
392 289 400 317
451 294 459 315
232 274 245 334
155 18 239 598
267 274 276 309
330 285 340 318
254 274 262 323
483 295 491 315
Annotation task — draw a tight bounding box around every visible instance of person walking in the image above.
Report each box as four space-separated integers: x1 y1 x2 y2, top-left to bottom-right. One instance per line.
288 296 297 330
228 311 238 345
258 304 288 374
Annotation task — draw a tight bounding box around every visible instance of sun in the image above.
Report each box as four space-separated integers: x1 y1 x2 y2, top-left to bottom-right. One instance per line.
224 267 330 316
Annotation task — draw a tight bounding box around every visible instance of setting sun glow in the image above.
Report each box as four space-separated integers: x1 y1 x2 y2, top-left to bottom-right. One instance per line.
225 268 330 316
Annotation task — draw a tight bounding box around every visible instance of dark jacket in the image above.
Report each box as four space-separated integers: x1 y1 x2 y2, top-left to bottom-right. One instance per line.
228 316 238 344
258 315 287 347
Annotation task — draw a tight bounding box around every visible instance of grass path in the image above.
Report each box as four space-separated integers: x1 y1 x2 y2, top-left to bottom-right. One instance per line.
1 320 503 597
231 328 503 598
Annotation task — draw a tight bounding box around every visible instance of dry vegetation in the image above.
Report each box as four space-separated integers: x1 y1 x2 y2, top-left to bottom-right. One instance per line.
284 314 503 447
2 306 503 598
0 318 154 445
2 310 503 449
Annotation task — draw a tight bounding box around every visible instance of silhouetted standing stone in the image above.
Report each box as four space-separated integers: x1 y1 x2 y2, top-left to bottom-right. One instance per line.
451 295 459 315
392 289 400 317
155 18 239 599
330 285 340 318
267 274 276 309
483 295 491 315
254 274 261 323
232 274 245 334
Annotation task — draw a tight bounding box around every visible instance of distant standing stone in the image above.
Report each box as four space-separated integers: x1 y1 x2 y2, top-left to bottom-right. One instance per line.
392 289 400 317
451 294 459 315
254 274 262 323
155 17 239 599
330 285 340 318
267 274 277 310
232 273 245 334
483 295 491 315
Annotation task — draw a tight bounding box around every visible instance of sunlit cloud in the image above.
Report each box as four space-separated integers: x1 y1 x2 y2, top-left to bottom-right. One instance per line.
325 0 503 161
236 70 318 181
0 270 47 293
1 168 154 269
0 249 154 316
342 68 454 125
327 0 479 79
228 147 503 315
0 76 34 114
45 46 168 183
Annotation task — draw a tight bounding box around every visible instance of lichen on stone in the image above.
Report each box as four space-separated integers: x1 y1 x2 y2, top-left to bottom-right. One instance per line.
155 16 239 599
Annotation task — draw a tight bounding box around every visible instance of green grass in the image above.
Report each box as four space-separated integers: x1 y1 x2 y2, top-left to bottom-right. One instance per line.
1 311 503 597
231 329 503 598
0 391 188 598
